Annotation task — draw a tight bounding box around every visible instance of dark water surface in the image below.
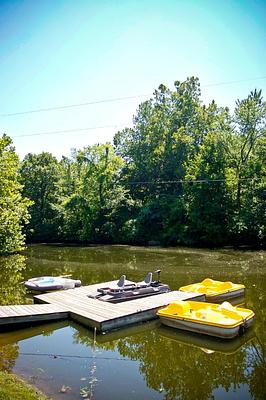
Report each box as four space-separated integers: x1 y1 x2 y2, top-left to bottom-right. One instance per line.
0 244 265 400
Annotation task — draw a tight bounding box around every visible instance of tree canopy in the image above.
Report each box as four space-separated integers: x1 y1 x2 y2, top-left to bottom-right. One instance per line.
0 134 32 254
1 78 265 252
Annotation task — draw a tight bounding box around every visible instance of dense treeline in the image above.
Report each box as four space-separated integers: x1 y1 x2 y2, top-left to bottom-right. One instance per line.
0 135 32 254
1 78 265 253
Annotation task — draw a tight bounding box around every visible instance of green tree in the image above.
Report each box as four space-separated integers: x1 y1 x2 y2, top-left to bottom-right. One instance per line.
114 77 202 201
185 129 230 245
0 134 31 254
223 90 266 244
16 80 266 247
114 78 231 245
61 143 134 242
20 152 61 241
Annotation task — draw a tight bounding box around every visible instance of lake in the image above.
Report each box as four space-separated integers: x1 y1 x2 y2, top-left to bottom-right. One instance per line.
0 244 265 399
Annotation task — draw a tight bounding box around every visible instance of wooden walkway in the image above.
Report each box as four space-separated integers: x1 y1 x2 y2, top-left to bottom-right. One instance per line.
0 304 68 327
0 280 205 332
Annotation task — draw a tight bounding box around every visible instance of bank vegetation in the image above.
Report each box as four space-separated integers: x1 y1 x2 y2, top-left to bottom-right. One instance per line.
1 78 265 254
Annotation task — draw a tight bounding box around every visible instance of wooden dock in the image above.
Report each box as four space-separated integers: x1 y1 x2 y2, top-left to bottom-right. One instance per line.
0 304 68 327
0 280 205 332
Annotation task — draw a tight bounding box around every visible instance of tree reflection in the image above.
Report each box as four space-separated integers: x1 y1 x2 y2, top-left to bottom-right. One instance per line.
115 330 248 399
0 254 27 305
73 322 265 400
0 344 19 371
246 337 266 400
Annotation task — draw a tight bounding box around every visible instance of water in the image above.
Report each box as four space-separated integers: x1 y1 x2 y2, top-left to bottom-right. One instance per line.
0 244 265 399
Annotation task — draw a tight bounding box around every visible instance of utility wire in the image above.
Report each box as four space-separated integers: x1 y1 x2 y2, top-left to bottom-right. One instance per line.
203 76 266 88
0 171 261 185
1 76 266 118
12 124 127 138
0 94 151 117
127 177 262 185
4 76 266 138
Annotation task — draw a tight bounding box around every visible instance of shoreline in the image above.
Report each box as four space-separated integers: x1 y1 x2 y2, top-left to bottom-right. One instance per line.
24 241 265 251
0 370 49 400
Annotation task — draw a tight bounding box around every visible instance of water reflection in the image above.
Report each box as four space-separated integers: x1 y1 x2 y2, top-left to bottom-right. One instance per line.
0 254 28 305
0 245 265 399
157 325 256 354
94 326 262 400
0 319 265 400
0 343 19 371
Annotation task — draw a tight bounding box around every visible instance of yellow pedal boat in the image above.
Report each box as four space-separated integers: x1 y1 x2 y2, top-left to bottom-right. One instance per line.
179 278 245 302
157 301 254 339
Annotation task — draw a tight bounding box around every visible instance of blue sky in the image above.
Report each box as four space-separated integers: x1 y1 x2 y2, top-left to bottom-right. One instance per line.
0 0 265 158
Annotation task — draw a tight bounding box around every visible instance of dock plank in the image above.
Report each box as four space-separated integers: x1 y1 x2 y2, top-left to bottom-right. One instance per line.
0 304 69 327
0 280 204 331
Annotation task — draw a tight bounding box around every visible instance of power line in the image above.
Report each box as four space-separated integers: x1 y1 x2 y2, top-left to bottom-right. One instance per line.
0 93 151 118
127 177 262 185
1 76 266 118
12 123 127 138
127 177 263 185
6 75 266 138
203 76 266 88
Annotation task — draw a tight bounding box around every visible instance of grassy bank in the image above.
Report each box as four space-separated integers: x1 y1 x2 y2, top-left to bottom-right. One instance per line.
0 370 49 400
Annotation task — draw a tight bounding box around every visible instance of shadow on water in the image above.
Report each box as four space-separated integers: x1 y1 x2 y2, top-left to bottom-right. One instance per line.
0 244 265 399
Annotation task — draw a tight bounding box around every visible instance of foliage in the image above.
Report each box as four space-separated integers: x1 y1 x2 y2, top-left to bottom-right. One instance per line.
184 130 230 245
58 144 135 243
0 135 32 254
223 90 266 244
114 79 265 246
19 152 61 241
16 78 266 247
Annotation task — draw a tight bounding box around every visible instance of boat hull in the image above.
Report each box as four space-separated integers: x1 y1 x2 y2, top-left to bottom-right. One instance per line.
25 277 81 292
91 284 170 303
179 279 245 303
206 288 245 302
158 315 254 339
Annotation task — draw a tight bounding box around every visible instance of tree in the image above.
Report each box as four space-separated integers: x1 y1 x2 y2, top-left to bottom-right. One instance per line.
0 134 31 254
223 90 266 244
184 110 231 246
114 77 202 201
114 78 231 245
16 80 266 247
20 152 61 241
61 143 134 242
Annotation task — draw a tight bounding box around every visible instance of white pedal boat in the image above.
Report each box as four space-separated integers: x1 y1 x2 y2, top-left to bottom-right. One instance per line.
25 276 81 292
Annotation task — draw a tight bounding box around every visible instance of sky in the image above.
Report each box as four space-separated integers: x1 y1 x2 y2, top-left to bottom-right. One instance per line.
0 0 265 159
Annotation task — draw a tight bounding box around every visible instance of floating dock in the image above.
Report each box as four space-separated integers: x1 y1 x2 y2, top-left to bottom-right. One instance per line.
0 304 68 327
0 280 204 332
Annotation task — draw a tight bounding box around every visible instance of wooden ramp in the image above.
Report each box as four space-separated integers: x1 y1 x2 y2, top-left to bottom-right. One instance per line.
0 280 204 332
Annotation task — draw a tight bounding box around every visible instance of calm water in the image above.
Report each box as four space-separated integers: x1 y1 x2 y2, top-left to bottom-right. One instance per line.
0 244 265 400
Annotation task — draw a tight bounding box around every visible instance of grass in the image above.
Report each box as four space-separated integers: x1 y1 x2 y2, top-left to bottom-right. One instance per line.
0 370 49 400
